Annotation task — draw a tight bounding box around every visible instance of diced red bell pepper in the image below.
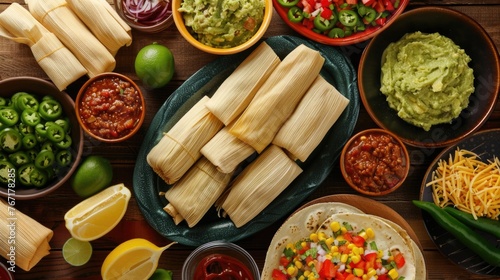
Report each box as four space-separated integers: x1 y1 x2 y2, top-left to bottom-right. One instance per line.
352 235 366 247
375 17 387 25
378 275 388 280
319 259 337 278
363 252 378 270
394 253 406 269
374 0 385 13
302 18 314 29
383 0 395 11
346 0 358 4
362 0 375 5
280 256 291 267
272 269 288 280
321 0 330 7
321 8 333 19
350 259 366 270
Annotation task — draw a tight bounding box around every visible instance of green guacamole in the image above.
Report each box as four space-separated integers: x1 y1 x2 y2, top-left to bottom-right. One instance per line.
380 32 474 131
179 0 265 48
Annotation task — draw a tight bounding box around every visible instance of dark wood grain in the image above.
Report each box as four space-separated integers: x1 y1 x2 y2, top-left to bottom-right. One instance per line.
0 0 499 279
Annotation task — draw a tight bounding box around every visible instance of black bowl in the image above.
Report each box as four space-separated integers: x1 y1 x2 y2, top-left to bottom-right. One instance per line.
359 7 500 148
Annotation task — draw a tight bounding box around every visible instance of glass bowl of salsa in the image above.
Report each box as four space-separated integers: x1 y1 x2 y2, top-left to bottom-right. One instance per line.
340 128 409 196
75 72 145 143
182 241 260 280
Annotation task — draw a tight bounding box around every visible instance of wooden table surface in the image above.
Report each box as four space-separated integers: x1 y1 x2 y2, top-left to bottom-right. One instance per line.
1 0 499 279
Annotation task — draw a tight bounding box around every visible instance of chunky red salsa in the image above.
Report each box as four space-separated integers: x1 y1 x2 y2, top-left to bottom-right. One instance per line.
344 132 406 193
194 254 255 280
79 77 142 140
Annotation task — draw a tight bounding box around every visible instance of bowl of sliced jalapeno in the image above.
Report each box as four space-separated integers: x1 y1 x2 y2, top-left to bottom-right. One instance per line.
272 0 409 46
0 76 84 200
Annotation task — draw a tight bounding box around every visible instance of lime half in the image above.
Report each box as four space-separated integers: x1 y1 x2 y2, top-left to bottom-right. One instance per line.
62 238 92 266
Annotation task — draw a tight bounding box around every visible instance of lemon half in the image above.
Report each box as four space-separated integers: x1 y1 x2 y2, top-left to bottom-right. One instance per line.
64 184 131 241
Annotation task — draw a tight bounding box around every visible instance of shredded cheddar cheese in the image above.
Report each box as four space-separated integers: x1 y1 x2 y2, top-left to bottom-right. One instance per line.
426 148 500 220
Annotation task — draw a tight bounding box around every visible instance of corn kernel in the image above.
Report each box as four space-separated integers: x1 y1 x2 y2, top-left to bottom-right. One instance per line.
366 268 377 278
301 241 307 248
353 268 364 276
287 266 297 276
358 231 367 240
298 276 305 280
318 232 327 241
331 246 339 252
341 253 348 263
303 271 310 277
330 221 341 232
352 246 360 255
388 268 399 279
336 235 345 242
366 228 375 239
350 254 361 264
310 233 319 242
295 260 303 269
341 226 347 233
347 243 355 249
325 237 334 247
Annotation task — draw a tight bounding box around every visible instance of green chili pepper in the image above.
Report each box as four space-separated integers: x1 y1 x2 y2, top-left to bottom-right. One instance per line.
8 151 31 167
54 118 71 133
17 163 36 186
55 134 72 149
21 109 41 127
413 200 500 266
46 123 66 143
313 14 337 32
444 207 500 239
56 150 73 167
0 108 19 126
0 160 15 184
0 128 22 153
29 167 48 188
38 99 62 121
35 149 55 169
41 141 57 152
278 0 299 7
288 6 304 23
21 134 38 150
17 122 34 136
361 7 377 24
338 10 359 27
328 27 345 38
16 94 39 112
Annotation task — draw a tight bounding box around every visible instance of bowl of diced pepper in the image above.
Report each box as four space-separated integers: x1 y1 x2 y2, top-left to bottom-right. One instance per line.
0 76 84 200
273 0 409 46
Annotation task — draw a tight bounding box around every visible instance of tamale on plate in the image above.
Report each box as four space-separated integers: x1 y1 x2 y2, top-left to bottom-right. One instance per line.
273 75 350 162
217 145 302 228
229 44 325 153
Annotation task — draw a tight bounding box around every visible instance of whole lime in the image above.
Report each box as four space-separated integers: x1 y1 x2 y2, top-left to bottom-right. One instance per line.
70 155 113 198
135 42 175 89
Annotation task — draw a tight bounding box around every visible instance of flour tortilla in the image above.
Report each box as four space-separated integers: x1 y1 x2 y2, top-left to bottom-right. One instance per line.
261 202 363 279
317 213 416 280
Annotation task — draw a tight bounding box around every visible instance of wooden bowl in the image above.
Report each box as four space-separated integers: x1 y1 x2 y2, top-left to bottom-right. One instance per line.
75 72 145 143
0 77 84 200
340 128 409 196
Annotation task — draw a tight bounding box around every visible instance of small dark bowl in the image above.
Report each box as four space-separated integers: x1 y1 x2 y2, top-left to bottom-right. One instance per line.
75 72 145 143
340 129 410 196
359 7 500 148
0 77 84 200
113 0 173 33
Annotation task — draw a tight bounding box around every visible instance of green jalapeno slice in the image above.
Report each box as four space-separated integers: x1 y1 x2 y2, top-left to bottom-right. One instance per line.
38 99 63 121
8 151 31 167
313 14 337 32
328 27 345 38
30 168 48 188
0 108 19 127
35 149 55 169
278 0 299 7
0 160 15 184
338 9 359 27
46 123 66 143
21 109 41 127
288 6 304 23
55 134 72 149
22 134 38 150
0 128 22 153
16 94 39 112
56 150 73 167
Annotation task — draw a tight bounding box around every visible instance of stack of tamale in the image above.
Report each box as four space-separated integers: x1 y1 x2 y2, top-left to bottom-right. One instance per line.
148 42 350 228
0 0 132 90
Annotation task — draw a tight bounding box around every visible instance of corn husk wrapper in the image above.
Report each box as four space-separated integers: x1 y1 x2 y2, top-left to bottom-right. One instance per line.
0 199 53 271
201 126 255 174
66 0 132 55
205 42 280 125
147 96 224 185
217 145 302 228
0 3 87 90
229 44 325 153
273 75 350 162
25 0 116 77
163 157 234 228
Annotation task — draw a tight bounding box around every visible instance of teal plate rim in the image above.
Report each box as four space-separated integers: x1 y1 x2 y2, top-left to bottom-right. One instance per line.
132 35 360 247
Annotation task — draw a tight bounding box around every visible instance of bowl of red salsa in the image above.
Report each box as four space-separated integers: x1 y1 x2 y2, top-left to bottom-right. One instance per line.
76 72 145 143
182 241 260 280
340 128 409 196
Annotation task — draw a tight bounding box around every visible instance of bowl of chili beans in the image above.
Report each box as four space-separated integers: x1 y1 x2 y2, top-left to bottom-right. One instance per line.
0 76 84 200
76 72 145 143
340 128 409 196
182 241 260 280
273 0 409 46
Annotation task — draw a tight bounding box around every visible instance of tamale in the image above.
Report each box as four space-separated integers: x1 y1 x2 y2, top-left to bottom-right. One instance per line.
66 0 132 55
0 3 87 90
0 199 53 271
205 42 280 125
163 157 233 228
273 75 350 162
229 44 325 153
201 126 255 173
147 96 223 184
217 145 302 228
25 0 116 77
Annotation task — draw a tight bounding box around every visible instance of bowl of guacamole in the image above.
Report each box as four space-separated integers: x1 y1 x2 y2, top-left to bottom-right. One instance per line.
358 7 500 148
172 0 272 54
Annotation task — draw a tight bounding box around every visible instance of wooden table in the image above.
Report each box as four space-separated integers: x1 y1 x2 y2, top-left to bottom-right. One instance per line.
1 0 499 279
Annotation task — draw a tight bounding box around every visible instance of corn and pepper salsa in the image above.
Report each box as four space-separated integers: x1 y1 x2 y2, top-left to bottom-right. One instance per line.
78 76 142 140
343 132 406 194
271 220 407 280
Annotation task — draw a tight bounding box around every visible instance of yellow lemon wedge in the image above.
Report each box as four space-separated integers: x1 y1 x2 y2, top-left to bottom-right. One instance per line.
64 183 131 241
101 238 176 280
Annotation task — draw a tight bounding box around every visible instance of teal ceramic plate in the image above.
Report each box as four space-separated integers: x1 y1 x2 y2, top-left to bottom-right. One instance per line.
133 35 360 247
420 128 500 276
